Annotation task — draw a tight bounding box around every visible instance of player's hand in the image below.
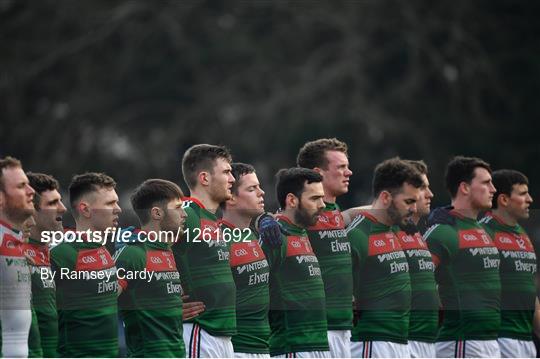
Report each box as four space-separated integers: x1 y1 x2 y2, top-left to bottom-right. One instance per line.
427 206 456 227
182 295 205 321
256 213 285 247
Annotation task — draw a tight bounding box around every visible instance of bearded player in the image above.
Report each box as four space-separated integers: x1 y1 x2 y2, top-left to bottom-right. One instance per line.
264 167 330 357
0 156 35 358
347 157 423 358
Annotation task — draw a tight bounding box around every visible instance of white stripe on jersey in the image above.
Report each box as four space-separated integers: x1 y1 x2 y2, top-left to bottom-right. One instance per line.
422 223 440 240
112 245 128 261
345 214 366 234
478 215 493 224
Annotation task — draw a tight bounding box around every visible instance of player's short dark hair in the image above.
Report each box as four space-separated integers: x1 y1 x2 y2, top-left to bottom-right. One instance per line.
27 172 60 210
0 156 22 191
372 157 424 197
276 167 323 209
445 156 492 198
230 163 256 195
491 169 529 209
182 144 232 190
69 172 116 210
404 160 428 175
297 138 348 169
131 179 184 225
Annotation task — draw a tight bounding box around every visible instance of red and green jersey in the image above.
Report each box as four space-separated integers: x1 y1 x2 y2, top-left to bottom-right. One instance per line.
424 211 501 341
262 215 328 355
394 228 439 343
50 241 118 357
306 202 353 331
221 220 271 354
0 221 32 357
115 238 185 357
480 213 536 340
24 239 58 357
347 212 411 344
172 197 236 336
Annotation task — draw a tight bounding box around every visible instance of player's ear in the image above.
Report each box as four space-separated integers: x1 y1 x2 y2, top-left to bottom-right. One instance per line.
498 194 509 207
0 191 5 209
313 167 323 175
379 190 392 207
150 206 162 221
198 171 210 187
458 181 470 196
78 201 91 219
286 193 298 209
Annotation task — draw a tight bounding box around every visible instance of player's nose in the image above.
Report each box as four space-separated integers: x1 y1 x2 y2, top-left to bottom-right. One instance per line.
58 201 67 214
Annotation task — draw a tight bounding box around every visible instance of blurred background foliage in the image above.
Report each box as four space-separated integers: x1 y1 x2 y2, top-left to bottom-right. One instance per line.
1 0 539 228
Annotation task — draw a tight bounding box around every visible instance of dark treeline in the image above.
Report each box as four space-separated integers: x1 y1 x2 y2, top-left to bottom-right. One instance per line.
1 0 539 231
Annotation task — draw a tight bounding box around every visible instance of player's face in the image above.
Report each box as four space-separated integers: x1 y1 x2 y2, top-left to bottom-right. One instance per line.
387 183 420 226
320 151 352 198
21 216 36 242
87 187 122 232
34 189 66 235
0 167 35 223
416 174 434 217
506 183 533 220
233 173 265 218
468 167 496 211
161 198 187 235
295 182 325 228
209 158 235 204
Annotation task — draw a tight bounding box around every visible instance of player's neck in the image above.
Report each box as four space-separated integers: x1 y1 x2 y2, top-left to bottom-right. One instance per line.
323 192 336 204
0 213 24 231
371 201 393 226
189 189 220 214
222 210 251 229
75 222 106 244
141 223 172 244
451 197 479 220
491 209 518 227
281 209 303 229
29 227 48 245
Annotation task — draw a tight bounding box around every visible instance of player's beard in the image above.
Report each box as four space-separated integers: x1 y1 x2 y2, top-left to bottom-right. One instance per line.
161 210 184 242
4 197 34 225
209 183 231 207
294 202 321 228
387 200 411 226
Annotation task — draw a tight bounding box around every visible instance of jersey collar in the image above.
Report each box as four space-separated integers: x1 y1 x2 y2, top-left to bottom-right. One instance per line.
182 196 206 209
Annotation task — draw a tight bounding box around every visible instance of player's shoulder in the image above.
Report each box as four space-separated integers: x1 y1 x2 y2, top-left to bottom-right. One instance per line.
346 211 374 234
51 242 75 256
50 242 78 268
113 243 146 268
478 214 496 229
115 242 145 258
423 222 457 242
